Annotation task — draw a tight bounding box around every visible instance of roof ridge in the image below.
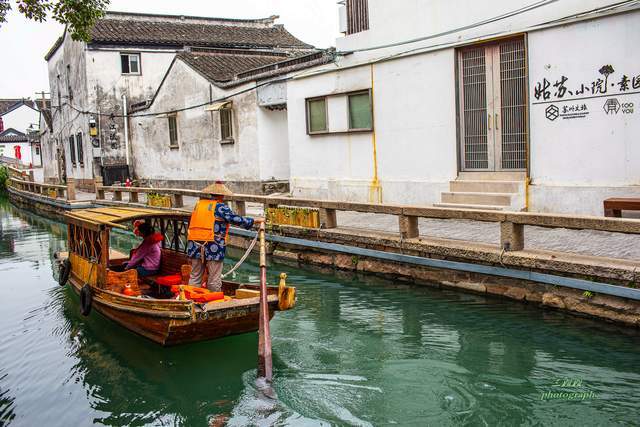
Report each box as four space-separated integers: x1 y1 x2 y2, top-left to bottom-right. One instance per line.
104 11 279 25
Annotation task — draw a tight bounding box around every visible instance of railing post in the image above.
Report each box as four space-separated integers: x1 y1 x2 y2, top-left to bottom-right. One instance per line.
171 194 184 208
399 214 419 239
235 200 247 216
113 190 122 201
264 202 278 222
130 191 139 203
500 221 524 251
319 208 337 229
94 176 103 194
66 177 76 201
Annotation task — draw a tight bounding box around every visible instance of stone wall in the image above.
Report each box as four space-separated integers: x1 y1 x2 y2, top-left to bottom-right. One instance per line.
227 233 640 327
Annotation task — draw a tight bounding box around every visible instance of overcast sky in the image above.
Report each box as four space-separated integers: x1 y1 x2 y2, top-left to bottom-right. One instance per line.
0 0 339 99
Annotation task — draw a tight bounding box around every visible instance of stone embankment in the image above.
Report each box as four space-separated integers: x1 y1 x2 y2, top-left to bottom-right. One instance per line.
6 173 640 328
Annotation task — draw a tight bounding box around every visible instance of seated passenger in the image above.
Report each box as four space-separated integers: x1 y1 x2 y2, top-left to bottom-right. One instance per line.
125 222 162 277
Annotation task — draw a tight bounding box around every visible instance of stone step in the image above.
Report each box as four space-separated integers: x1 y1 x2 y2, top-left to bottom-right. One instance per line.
457 171 526 181
433 202 506 211
441 191 513 206
449 180 520 194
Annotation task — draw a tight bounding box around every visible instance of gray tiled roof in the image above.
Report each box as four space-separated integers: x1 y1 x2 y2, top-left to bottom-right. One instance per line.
90 17 313 50
177 51 291 83
0 99 23 115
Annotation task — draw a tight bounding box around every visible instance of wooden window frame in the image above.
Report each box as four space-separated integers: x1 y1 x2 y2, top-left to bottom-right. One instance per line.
120 53 141 75
76 132 84 167
346 0 369 35
347 89 373 131
306 89 374 136
220 107 234 144
68 135 76 166
305 96 329 135
168 114 179 149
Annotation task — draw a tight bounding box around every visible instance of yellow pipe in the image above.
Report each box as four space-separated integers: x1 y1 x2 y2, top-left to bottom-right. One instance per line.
524 177 531 211
369 64 382 203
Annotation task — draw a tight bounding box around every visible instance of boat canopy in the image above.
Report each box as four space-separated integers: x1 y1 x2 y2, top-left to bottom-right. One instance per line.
65 207 190 229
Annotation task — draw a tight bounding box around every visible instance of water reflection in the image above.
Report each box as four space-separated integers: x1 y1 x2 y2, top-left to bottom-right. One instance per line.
2 197 640 426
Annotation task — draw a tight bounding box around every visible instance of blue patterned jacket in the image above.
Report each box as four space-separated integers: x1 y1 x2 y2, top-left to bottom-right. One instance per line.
186 203 254 261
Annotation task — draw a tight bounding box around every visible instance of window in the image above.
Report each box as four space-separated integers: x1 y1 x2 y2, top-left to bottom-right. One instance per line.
168 115 178 148
35 146 40 156
68 135 76 165
346 0 369 35
56 76 61 108
76 132 84 166
121 53 141 75
66 65 73 100
306 97 328 134
220 107 233 142
348 91 373 130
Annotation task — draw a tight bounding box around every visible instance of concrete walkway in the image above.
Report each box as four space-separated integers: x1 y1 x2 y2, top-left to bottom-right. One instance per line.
83 190 640 261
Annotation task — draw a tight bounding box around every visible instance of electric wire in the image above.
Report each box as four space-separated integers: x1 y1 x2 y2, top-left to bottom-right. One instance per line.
51 0 639 120
337 0 560 54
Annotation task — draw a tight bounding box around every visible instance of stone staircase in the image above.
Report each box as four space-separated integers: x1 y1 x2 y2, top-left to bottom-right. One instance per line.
435 172 526 211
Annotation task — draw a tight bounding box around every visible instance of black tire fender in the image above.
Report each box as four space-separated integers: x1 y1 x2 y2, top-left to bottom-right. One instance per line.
80 284 93 316
58 258 71 286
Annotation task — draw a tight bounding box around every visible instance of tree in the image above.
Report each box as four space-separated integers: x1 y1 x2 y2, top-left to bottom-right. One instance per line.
0 0 110 41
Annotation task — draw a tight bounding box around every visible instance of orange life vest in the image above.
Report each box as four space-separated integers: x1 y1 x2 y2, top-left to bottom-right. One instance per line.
187 200 229 242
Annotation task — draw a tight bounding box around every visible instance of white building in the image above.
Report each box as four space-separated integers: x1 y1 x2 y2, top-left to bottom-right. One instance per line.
43 11 311 189
0 129 40 168
0 99 43 168
0 99 41 135
129 49 328 193
286 0 640 215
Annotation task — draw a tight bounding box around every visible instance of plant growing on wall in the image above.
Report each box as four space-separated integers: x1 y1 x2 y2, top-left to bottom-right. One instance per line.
0 165 8 190
0 0 109 41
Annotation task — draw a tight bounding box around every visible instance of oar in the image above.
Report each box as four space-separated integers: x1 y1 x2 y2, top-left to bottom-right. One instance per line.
257 219 273 382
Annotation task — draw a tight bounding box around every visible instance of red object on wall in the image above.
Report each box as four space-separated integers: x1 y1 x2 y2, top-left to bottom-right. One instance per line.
0 116 4 133
14 145 21 160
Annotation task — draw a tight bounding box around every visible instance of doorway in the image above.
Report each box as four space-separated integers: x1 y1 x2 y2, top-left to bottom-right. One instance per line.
458 36 528 171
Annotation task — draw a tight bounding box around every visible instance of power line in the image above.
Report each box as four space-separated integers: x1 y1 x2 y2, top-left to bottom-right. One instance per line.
337 0 560 54
60 69 309 119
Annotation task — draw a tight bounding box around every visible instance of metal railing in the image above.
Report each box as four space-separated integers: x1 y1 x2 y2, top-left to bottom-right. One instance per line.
94 180 640 252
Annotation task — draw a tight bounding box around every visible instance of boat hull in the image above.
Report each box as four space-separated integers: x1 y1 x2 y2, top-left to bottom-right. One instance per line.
69 277 277 346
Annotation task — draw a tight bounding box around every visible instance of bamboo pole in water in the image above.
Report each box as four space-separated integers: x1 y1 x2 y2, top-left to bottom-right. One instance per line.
257 220 273 381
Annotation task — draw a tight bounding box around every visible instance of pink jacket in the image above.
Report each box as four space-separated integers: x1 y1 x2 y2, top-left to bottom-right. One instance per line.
127 233 162 271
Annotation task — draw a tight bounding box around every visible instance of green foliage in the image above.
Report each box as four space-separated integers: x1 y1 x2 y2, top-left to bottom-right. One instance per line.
582 290 594 299
0 165 7 190
0 0 109 41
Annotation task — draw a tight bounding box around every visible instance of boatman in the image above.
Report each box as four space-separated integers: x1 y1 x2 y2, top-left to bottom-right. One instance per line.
186 181 263 292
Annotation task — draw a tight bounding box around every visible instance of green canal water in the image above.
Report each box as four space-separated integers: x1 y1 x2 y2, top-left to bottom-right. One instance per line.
1 196 640 427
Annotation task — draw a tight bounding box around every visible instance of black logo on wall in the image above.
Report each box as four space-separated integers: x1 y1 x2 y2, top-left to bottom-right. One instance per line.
545 105 559 121
603 99 621 114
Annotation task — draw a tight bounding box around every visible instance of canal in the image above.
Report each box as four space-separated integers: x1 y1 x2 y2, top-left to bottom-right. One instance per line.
1 196 639 426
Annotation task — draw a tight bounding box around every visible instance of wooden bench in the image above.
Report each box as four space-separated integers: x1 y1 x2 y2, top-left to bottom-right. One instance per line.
604 198 640 217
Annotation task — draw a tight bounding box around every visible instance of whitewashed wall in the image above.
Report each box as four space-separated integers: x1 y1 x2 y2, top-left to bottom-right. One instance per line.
129 60 262 187
528 10 640 214
1 105 40 134
0 142 33 166
256 107 289 181
337 0 630 54
287 48 457 204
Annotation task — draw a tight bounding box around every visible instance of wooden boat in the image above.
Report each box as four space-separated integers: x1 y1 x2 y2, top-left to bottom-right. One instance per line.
56 207 295 346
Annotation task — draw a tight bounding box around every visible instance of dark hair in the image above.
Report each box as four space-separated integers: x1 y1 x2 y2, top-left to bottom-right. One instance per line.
138 222 154 237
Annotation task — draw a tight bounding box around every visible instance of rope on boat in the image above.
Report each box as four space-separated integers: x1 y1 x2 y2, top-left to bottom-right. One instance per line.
221 232 260 279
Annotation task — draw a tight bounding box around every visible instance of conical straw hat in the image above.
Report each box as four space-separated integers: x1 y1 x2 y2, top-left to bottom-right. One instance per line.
201 181 233 196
